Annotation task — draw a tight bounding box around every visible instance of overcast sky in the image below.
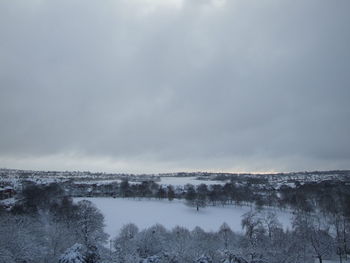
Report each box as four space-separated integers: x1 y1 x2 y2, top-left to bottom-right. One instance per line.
0 0 349 173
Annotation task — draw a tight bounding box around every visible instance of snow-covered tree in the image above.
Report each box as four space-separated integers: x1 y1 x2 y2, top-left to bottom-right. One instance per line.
241 211 267 262
139 255 161 263
167 185 175 201
292 212 323 263
170 225 192 261
114 223 140 263
194 254 212 263
0 214 46 263
118 223 139 240
136 224 168 258
261 211 282 240
218 223 235 250
0 247 15 263
219 251 248 263
293 212 334 263
84 244 100 263
185 184 207 211
75 200 108 248
58 243 85 263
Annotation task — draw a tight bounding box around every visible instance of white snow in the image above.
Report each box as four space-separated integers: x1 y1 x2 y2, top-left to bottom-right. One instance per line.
159 176 226 186
59 243 84 263
73 179 121 185
75 197 292 240
0 197 16 206
316 260 338 263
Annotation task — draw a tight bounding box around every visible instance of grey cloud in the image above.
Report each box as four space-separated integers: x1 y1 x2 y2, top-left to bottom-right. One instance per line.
0 0 349 172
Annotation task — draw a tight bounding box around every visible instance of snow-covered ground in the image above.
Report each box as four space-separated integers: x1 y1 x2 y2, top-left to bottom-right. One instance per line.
316 260 338 263
0 197 16 207
159 176 226 186
73 179 122 185
75 197 292 240
71 176 226 187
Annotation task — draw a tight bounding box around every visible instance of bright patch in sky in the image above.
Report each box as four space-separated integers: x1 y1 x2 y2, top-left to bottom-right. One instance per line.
130 0 184 15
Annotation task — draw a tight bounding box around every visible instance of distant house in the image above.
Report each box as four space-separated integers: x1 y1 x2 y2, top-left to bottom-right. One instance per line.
0 186 16 200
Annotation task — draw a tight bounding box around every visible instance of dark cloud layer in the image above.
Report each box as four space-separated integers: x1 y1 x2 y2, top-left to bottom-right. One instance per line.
0 0 349 173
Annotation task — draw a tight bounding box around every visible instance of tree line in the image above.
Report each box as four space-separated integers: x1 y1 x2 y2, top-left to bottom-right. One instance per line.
69 179 350 215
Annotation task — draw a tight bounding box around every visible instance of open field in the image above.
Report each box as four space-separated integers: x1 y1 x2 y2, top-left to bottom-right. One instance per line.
159 176 227 186
75 197 293 239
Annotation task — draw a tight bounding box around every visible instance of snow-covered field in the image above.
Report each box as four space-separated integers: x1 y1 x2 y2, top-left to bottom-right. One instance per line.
75 197 292 239
159 176 226 186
